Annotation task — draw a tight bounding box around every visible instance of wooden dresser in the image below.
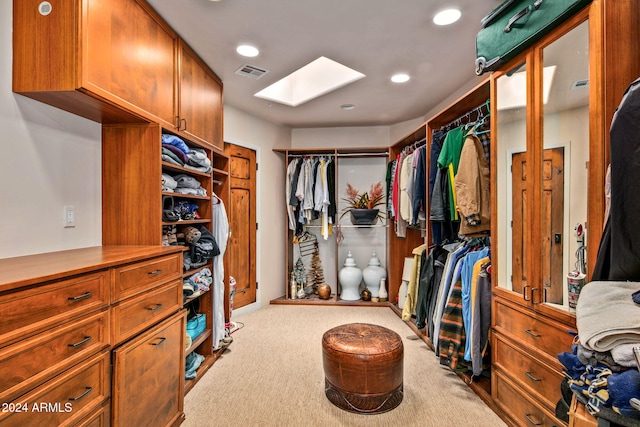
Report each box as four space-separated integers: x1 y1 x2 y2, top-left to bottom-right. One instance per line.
0 246 185 427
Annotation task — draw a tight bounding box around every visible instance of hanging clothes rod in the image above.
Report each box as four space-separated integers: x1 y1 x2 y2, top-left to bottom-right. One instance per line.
443 98 490 129
287 152 388 158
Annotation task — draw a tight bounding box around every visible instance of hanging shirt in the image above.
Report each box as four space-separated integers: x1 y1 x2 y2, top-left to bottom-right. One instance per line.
437 126 466 221
212 197 229 350
460 247 490 363
400 152 414 223
303 158 317 221
401 243 427 321
286 159 300 230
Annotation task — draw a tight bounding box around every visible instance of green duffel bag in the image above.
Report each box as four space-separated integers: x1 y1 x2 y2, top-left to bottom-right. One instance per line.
475 0 592 75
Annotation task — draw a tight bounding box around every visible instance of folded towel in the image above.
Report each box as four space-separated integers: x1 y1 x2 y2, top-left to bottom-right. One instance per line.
576 281 640 352
610 343 640 368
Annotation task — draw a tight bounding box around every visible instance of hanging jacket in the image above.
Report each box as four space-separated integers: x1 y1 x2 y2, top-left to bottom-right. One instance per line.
593 77 640 281
455 131 491 236
414 245 449 330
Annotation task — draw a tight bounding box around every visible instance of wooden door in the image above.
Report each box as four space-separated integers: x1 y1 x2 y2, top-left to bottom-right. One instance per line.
179 42 223 149
226 144 257 309
511 152 528 295
512 148 564 303
541 147 564 304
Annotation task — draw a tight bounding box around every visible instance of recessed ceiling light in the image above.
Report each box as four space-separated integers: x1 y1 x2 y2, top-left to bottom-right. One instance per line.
433 8 461 26
391 73 410 83
236 45 259 57
341 104 355 110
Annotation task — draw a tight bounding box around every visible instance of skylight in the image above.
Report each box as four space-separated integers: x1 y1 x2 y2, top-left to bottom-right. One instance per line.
254 56 365 107
497 66 556 110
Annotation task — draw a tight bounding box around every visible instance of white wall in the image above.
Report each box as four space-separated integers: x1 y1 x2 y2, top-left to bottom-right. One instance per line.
291 125 390 148
223 105 291 315
0 1 102 259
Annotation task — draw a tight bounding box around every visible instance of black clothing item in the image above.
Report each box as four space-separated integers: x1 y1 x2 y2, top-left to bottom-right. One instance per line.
414 246 448 331
327 160 336 222
430 131 446 244
593 77 640 281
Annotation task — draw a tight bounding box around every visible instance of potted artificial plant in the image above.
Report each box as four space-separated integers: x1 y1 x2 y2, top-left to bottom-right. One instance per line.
340 182 385 225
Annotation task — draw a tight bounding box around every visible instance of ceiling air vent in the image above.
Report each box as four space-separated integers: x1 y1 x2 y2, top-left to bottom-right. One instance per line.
571 79 589 90
235 64 269 79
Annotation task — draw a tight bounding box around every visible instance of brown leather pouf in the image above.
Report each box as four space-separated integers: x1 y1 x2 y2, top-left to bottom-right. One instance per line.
322 323 404 414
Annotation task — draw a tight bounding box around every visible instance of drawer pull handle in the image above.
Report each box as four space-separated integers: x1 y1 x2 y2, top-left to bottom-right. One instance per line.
68 336 92 348
525 371 542 382
69 386 93 402
68 292 92 302
525 329 541 338
148 303 163 312
525 413 542 426
147 269 163 276
151 337 166 346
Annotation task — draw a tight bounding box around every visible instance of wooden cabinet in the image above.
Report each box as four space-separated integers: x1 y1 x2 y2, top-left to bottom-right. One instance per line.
0 246 185 427
112 311 185 427
101 123 220 247
12 0 177 125
0 309 109 404
178 41 224 150
102 122 230 393
491 0 640 424
0 351 111 427
13 0 224 150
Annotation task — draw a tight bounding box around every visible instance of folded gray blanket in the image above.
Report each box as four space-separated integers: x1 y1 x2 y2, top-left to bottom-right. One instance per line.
576 281 640 352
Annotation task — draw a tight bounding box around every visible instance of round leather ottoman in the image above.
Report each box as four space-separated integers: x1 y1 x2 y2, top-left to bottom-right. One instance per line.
322 323 403 414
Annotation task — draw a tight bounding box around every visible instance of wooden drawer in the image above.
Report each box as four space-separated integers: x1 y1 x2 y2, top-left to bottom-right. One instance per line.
569 395 597 427
75 399 110 427
0 271 109 347
111 253 182 302
111 280 181 346
0 309 109 403
494 370 565 427
0 350 110 427
493 332 564 411
112 311 185 427
494 298 574 363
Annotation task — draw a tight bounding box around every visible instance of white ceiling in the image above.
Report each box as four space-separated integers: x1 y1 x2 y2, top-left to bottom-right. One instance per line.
146 0 503 128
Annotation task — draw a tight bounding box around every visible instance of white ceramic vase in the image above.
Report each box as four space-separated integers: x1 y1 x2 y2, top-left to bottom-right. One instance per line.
378 277 388 302
338 251 362 301
362 250 386 298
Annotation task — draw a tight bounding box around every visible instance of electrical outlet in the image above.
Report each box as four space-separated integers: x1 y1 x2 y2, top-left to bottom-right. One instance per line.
64 205 76 228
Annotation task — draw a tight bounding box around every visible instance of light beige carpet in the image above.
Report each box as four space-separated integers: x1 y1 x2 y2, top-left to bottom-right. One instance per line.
183 305 506 427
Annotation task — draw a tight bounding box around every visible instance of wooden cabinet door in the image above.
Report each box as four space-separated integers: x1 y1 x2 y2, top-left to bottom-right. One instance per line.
112 311 185 427
84 0 178 125
13 0 178 125
179 41 224 149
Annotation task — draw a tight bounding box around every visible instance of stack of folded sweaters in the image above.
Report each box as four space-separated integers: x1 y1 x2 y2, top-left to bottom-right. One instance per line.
558 281 640 421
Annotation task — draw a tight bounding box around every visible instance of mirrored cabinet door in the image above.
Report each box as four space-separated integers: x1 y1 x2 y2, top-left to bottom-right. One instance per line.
540 21 590 310
495 61 528 298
